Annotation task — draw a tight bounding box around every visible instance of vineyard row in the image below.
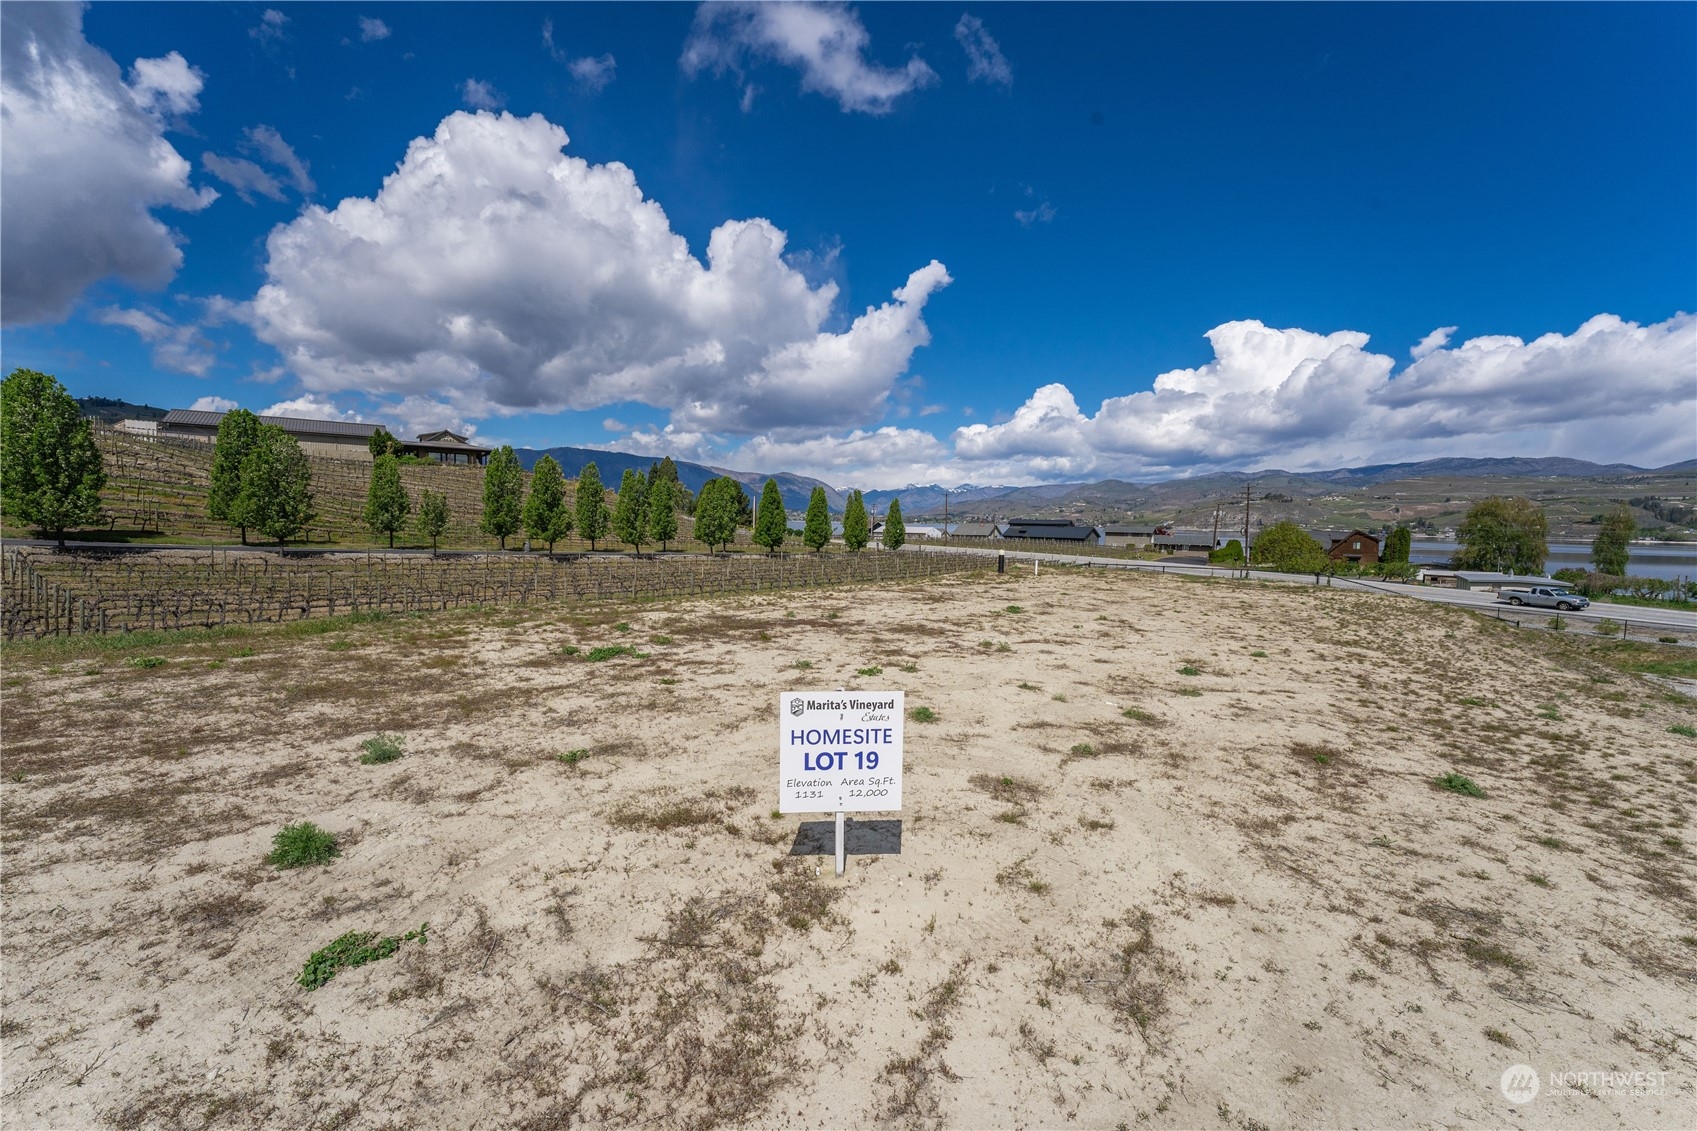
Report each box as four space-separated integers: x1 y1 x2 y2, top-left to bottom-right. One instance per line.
0 547 987 639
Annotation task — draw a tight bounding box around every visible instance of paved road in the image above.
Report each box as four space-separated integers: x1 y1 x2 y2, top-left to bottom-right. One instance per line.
913 543 1697 635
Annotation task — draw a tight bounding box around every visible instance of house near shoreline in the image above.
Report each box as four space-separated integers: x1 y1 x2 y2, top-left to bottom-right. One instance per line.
1315 529 1383 565
159 410 491 466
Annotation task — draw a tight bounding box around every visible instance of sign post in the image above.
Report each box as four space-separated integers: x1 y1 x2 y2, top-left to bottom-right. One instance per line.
779 691 904 876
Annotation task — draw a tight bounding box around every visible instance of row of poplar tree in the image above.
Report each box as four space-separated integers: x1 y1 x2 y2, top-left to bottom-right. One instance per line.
460 447 908 554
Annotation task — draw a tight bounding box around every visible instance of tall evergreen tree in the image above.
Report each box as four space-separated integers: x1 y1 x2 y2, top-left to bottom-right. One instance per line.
237 425 315 546
730 479 753 527
480 445 523 549
842 489 871 552
693 477 736 551
574 460 610 550
207 407 262 544
417 489 450 554
523 454 572 551
1384 525 1412 565
881 497 907 550
1591 504 1635 576
367 427 400 458
0 368 106 548
754 479 786 552
363 453 411 548
803 485 831 551
613 468 648 551
646 476 678 550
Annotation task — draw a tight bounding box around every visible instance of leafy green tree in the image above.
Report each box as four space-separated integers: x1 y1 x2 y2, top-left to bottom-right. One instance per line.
363 453 411 548
842 489 871 551
730 479 753 527
207 407 262 544
417 489 449 554
754 479 786 552
523 454 572 551
1384 525 1412 564
646 476 677 550
803 486 831 551
574 461 610 550
479 445 523 549
0 369 107 547
1251 521 1330 573
1208 539 1244 565
647 456 694 516
693 477 737 551
367 427 400 458
237 425 316 546
613 468 648 551
1591 504 1635 576
1455 496 1548 574
881 497 906 550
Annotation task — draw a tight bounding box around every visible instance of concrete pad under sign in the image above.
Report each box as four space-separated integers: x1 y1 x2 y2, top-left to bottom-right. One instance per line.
788 818 902 857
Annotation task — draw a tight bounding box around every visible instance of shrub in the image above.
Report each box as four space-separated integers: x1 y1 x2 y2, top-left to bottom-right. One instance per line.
268 822 340 869
857 666 883 676
359 734 403 764
1435 772 1485 799
297 924 428 990
130 656 166 669
910 706 939 723
586 645 648 661
1660 636 1679 644
1178 665 1201 676
558 748 589 765
1669 724 1697 739
1594 619 1622 637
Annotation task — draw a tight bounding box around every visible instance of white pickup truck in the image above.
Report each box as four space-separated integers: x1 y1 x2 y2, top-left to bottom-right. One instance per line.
1497 586 1589 611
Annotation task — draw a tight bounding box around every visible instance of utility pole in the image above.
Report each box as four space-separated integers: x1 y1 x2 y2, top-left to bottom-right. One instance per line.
943 487 949 539
1211 504 1221 556
1242 481 1252 577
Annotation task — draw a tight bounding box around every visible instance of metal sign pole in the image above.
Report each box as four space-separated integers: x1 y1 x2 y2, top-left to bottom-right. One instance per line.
835 810 846 876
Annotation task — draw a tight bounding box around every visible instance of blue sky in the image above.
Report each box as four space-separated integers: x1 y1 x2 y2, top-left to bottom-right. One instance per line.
3 1 1693 487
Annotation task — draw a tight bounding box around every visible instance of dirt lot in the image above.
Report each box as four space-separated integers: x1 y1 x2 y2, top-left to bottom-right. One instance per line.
2 566 1694 1129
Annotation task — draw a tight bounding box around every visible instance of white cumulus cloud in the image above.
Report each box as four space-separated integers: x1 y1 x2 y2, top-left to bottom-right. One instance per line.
954 14 1011 86
249 110 951 442
1410 325 1456 360
682 1 937 115
250 9 288 46
188 395 239 413
261 394 362 422
948 314 1697 481
1 3 216 325
358 16 391 43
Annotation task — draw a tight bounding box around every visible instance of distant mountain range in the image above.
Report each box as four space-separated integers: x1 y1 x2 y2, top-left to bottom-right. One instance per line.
78 397 1689 519
516 446 1691 516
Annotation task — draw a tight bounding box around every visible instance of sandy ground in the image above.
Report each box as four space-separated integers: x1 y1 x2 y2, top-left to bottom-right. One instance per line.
2 566 1694 1130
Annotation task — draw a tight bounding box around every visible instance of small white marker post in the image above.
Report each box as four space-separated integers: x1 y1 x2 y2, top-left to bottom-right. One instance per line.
779 689 904 878
835 810 846 876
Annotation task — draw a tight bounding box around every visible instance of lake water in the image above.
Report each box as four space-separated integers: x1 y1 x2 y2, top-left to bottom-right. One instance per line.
1410 541 1697 583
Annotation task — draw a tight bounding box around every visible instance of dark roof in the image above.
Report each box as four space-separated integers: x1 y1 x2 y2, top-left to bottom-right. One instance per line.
950 522 1000 538
403 435 492 455
162 408 379 439
1005 517 1080 527
416 429 471 444
1003 521 1096 541
1101 524 1159 536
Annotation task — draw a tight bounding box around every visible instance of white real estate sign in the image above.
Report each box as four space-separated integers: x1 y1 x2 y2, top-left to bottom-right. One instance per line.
778 691 904 814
